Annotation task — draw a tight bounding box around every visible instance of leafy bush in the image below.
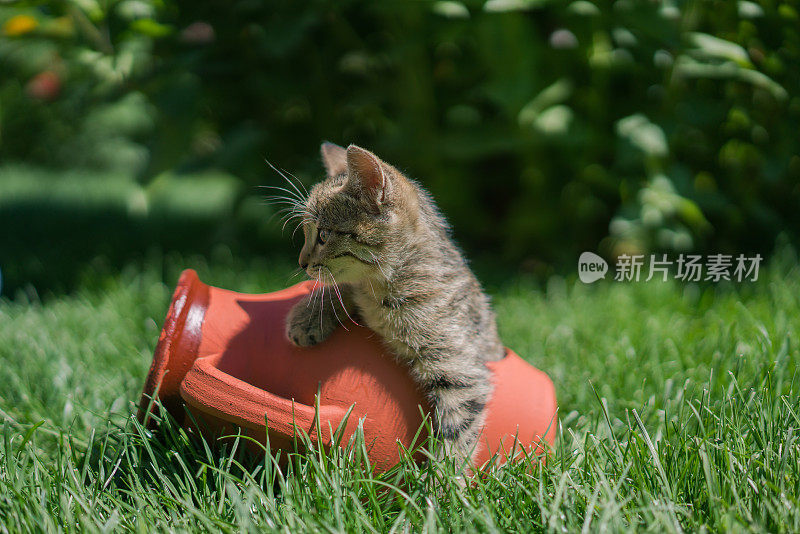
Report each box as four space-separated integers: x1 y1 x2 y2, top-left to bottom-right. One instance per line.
1 0 799 269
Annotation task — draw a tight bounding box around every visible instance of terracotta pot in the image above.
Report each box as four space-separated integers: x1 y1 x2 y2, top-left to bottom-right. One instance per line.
138 269 557 472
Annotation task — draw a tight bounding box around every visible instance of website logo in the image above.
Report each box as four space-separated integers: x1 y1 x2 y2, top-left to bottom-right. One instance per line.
578 252 608 283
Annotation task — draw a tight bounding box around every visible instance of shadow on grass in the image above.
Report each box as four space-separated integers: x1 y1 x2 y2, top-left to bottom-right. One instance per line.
80 401 444 524
80 405 279 507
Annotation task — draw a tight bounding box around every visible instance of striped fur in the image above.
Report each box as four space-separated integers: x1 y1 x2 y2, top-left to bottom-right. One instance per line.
283 143 505 462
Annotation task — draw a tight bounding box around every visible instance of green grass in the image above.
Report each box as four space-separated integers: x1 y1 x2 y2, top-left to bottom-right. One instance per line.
1 249 800 532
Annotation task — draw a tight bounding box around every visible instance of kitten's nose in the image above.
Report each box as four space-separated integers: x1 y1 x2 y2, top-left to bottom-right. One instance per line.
299 259 308 270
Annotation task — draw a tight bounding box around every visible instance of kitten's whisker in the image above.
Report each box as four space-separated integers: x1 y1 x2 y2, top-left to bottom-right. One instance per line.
270 205 306 228
291 221 304 239
274 207 303 219
273 204 308 228
281 213 307 233
325 267 359 328
272 205 302 216
279 166 309 196
275 216 298 234
367 278 377 300
286 267 305 283
314 272 325 312
368 251 389 281
266 199 304 215
271 164 309 199
263 189 304 202
262 178 307 227
266 210 302 229
323 270 348 331
318 278 326 333
265 160 308 204
260 182 304 195
264 201 301 214
306 271 323 328
261 186 304 203
274 203 301 217
269 203 303 215
290 213 316 238
266 196 305 211
307 275 320 309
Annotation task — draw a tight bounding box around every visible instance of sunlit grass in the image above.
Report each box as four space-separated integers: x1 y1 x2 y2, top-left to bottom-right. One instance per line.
1 249 799 531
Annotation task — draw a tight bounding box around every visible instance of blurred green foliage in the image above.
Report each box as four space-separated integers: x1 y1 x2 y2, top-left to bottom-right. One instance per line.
1 0 799 275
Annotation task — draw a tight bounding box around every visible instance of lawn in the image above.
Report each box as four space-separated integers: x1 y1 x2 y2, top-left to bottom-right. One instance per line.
1 249 799 532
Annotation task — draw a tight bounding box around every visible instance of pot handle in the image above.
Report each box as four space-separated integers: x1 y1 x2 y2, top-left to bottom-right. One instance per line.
179 355 349 445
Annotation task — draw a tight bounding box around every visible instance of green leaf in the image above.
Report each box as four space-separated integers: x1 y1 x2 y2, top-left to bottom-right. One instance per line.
16 420 44 455
483 0 549 13
568 1 600 16
68 0 104 22
432 1 470 18
673 56 788 101
518 78 573 126
531 105 574 135
130 18 172 38
687 32 752 68
116 0 157 21
616 114 668 158
738 1 764 19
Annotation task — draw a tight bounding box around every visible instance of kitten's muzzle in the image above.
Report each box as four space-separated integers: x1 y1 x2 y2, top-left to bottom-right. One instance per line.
305 264 322 278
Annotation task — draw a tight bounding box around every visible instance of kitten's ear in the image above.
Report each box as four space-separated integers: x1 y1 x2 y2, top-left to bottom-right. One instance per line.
320 141 347 177
346 145 389 208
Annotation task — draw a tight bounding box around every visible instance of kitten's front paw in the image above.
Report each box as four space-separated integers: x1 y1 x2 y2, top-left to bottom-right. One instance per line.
285 297 338 347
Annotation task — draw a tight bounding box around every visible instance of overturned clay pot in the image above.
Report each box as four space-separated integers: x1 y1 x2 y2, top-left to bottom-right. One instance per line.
139 269 557 472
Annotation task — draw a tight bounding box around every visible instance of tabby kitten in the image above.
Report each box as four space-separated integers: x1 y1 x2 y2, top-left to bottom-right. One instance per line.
284 142 505 462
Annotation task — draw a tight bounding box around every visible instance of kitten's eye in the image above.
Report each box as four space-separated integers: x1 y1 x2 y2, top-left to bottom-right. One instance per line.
317 229 330 245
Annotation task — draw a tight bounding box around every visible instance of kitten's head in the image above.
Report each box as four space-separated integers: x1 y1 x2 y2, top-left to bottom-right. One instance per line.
295 142 416 285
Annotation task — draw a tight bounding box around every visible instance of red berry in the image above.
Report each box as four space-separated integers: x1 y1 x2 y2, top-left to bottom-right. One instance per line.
26 71 61 101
